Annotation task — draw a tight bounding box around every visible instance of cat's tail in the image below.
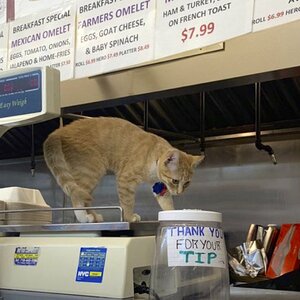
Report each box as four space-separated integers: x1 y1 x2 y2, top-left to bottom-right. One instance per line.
43 134 102 223
43 134 77 197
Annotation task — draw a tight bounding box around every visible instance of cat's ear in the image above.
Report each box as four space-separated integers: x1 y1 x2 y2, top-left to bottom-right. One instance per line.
190 155 205 168
164 150 180 171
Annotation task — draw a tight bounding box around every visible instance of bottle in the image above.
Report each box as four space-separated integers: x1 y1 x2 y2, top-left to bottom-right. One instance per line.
149 210 230 300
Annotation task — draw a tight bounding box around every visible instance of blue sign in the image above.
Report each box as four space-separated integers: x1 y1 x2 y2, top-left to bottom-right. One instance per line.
76 247 107 283
0 70 42 118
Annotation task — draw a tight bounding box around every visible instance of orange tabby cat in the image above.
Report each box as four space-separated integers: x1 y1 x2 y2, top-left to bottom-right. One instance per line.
43 117 204 223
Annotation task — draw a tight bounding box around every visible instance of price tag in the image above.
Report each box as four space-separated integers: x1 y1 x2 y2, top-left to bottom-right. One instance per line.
253 0 300 32
155 0 254 60
181 22 216 43
0 23 8 71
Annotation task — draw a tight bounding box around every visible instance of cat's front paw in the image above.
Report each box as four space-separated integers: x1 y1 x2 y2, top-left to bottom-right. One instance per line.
125 213 141 223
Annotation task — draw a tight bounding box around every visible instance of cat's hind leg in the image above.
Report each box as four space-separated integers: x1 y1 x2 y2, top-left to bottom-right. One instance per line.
70 188 101 223
117 174 141 222
87 203 104 222
69 164 107 223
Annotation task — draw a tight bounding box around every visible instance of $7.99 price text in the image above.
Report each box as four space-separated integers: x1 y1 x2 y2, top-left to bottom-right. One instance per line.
181 22 215 43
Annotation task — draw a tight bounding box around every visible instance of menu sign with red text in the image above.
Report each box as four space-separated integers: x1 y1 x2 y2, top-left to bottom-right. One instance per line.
253 0 300 32
154 0 255 60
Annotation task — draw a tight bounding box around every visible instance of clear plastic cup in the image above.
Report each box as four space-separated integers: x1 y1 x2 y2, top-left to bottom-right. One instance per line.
149 210 230 300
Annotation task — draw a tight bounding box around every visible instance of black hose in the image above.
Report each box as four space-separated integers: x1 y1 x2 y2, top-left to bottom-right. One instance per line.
255 82 277 165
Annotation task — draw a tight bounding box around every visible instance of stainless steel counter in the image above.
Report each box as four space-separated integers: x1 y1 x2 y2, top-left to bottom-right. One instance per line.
0 288 299 299
230 287 299 299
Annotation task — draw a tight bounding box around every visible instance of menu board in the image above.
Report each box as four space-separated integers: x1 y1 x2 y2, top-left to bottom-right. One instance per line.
8 3 76 80
253 0 300 32
155 0 255 59
1 0 299 78
75 0 156 78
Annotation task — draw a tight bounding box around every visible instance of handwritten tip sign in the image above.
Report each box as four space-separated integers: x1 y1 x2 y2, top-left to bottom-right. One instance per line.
167 226 226 268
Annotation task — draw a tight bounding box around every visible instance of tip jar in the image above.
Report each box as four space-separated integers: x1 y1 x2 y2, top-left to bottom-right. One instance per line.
149 210 230 300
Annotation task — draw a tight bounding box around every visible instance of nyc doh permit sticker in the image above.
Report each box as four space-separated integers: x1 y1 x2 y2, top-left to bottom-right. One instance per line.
167 226 226 268
76 247 107 283
14 247 40 266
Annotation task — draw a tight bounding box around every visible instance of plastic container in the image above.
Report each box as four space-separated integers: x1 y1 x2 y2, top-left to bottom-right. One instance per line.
150 210 230 300
0 187 52 224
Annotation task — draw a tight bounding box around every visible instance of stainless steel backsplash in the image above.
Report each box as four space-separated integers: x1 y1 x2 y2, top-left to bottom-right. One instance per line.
1 139 300 248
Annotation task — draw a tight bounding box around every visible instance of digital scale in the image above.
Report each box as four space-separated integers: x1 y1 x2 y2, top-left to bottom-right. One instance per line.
0 68 156 299
0 67 60 137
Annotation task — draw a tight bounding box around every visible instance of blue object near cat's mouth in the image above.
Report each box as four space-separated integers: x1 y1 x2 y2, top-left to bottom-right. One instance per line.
152 182 168 196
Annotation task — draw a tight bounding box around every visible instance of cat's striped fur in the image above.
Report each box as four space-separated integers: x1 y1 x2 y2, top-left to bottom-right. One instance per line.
43 117 204 223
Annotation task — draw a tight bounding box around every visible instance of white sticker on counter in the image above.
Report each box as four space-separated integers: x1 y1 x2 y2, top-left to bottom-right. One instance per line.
167 226 226 268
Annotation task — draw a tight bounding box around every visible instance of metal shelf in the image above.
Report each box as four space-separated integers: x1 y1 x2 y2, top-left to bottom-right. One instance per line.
0 222 130 233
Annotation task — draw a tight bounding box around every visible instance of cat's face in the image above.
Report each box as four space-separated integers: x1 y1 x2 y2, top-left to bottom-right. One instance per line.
157 150 204 195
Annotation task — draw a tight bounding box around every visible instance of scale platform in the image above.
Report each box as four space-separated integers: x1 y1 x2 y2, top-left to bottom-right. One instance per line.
0 221 159 236
0 205 158 235
0 204 159 236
